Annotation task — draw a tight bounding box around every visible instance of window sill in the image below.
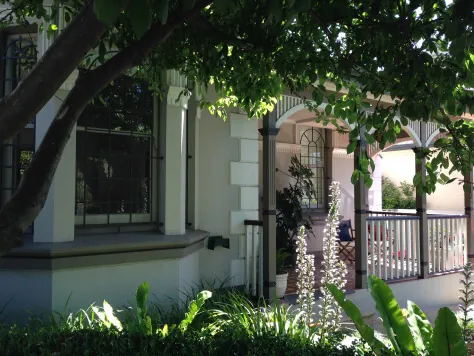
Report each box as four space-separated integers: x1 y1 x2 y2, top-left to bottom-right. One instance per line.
0 230 209 271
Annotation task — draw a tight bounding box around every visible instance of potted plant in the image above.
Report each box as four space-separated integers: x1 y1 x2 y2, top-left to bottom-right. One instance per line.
276 248 291 298
276 156 317 263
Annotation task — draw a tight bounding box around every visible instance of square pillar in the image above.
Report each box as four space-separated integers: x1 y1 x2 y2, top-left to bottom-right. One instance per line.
186 89 201 230
159 86 189 235
415 122 429 278
259 110 278 301
34 91 76 243
354 129 368 289
415 149 429 278
464 169 474 262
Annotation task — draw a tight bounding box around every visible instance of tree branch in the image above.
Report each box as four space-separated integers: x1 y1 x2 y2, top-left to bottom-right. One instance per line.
0 1 108 144
0 0 211 255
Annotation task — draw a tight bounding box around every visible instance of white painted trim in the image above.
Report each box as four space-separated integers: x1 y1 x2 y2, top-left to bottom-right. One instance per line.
258 141 301 153
333 148 353 158
275 98 423 147
75 213 152 226
425 128 441 147
167 86 190 108
275 101 352 129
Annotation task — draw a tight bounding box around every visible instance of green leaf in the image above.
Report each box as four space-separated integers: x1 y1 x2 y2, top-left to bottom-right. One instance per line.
325 104 332 116
326 283 387 355
179 290 212 332
368 275 417 355
136 282 150 324
127 0 152 38
406 301 433 354
433 307 468 356
351 170 360 185
103 300 123 331
347 140 357 154
93 0 122 26
156 0 170 24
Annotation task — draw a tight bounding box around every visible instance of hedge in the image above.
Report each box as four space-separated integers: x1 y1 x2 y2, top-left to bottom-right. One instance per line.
0 327 367 356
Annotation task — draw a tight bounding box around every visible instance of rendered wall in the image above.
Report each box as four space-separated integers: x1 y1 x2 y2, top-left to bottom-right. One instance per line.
198 104 259 285
0 269 52 324
51 259 181 314
332 151 355 225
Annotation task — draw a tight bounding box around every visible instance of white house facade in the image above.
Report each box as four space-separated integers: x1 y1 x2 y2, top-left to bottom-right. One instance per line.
0 7 473 323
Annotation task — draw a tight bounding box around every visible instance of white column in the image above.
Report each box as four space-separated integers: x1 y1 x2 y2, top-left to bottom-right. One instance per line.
34 90 76 243
159 85 189 235
186 88 201 230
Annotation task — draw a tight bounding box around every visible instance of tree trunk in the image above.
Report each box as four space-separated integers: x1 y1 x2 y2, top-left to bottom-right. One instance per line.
0 1 107 144
0 1 211 255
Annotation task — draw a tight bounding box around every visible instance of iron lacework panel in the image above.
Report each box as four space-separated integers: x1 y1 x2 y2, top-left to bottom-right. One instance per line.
75 72 158 226
300 127 325 209
0 34 37 236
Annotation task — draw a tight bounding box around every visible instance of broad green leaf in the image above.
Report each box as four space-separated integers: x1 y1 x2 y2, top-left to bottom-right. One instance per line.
136 282 150 324
103 300 123 331
156 0 170 24
406 301 433 354
93 0 121 26
179 290 212 332
127 0 152 38
326 283 387 355
347 140 357 154
433 307 468 356
351 170 360 185
368 276 417 355
325 104 332 116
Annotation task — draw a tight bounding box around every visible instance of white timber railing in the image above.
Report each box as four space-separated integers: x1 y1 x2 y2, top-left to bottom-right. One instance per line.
366 212 468 281
428 214 467 274
243 220 264 297
366 214 421 281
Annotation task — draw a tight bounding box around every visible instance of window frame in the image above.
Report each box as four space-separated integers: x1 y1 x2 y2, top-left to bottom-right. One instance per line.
299 126 326 211
0 31 37 235
74 83 159 228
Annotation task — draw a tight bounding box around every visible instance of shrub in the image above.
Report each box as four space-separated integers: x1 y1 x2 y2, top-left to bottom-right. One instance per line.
382 177 416 210
0 326 370 356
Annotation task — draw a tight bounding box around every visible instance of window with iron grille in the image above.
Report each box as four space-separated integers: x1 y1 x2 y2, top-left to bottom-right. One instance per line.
300 127 325 209
75 73 158 226
0 34 37 235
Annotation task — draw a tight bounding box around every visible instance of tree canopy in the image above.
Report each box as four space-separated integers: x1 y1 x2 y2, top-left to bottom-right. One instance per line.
0 0 473 253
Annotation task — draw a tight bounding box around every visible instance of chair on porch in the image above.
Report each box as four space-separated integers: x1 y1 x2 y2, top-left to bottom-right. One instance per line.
337 219 355 264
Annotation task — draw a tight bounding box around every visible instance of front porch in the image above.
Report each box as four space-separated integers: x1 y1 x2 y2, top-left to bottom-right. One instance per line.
246 209 470 298
246 93 474 300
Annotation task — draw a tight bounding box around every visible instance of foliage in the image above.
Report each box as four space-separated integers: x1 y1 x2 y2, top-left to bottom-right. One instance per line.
458 263 474 344
319 181 347 339
0 326 369 356
327 275 468 356
1 0 474 253
0 281 371 356
382 177 416 210
276 248 291 275
276 156 317 256
295 225 316 326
